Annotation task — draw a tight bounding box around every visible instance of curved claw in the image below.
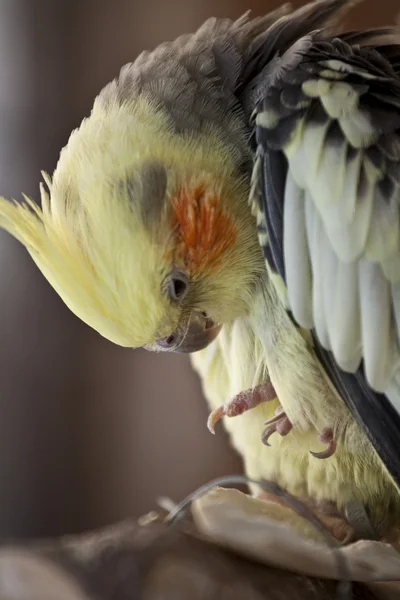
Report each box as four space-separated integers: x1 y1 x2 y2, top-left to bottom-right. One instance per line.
207 405 227 434
310 427 336 459
310 440 336 459
261 423 278 446
262 411 293 447
207 382 277 435
264 407 285 426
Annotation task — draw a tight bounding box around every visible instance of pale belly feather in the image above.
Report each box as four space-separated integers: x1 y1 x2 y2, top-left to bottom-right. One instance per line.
190 283 396 514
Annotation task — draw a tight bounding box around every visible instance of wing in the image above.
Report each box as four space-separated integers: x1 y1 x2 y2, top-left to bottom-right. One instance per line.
251 25 400 486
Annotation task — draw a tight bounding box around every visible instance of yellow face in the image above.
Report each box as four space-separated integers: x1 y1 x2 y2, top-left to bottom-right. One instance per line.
0 98 264 351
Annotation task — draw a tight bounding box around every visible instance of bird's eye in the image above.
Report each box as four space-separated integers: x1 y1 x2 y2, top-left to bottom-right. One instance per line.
165 270 189 302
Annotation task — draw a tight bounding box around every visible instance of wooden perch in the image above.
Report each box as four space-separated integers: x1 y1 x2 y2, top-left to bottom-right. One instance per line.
0 519 382 600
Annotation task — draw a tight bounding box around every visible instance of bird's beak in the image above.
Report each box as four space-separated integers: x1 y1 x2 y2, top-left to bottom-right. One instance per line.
151 311 222 353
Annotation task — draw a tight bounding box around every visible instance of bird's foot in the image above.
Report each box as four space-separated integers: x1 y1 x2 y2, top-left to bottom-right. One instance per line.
261 406 293 446
310 427 336 459
207 381 277 434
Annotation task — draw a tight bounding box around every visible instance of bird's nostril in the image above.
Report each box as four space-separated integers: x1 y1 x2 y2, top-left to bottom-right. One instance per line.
165 334 175 345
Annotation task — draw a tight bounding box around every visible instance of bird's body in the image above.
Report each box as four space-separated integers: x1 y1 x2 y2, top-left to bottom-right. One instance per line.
191 274 397 538
0 0 399 542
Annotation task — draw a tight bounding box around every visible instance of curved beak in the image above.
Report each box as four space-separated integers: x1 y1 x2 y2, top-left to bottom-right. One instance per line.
153 311 222 353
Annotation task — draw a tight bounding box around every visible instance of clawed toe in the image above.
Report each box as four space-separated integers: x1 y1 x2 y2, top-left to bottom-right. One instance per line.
261 407 293 446
207 381 277 434
310 427 336 459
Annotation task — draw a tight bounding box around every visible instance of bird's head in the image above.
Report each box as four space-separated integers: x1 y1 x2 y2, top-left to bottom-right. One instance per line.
0 97 263 352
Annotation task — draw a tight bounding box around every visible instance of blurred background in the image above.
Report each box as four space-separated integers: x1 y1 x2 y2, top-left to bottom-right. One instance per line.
0 0 398 540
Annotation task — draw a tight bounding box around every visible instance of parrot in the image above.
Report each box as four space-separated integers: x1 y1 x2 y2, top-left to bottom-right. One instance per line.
0 0 400 545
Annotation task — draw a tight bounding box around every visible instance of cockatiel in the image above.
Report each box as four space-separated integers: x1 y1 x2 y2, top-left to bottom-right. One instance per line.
1 0 400 544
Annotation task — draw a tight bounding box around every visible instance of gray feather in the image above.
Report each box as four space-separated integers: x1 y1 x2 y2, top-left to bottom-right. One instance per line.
138 162 168 227
322 226 340 354
306 193 331 349
308 121 347 209
322 164 375 263
283 173 313 328
358 259 391 392
331 260 362 370
251 0 400 490
391 283 400 342
365 180 400 262
382 253 400 282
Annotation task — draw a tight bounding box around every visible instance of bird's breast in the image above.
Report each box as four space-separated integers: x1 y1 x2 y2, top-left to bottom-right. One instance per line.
190 284 393 512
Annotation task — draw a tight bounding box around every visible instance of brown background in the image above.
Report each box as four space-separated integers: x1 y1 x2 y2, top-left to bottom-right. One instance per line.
0 0 397 540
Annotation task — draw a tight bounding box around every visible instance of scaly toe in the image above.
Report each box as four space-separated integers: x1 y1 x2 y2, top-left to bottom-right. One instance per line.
208 382 277 434
276 416 293 436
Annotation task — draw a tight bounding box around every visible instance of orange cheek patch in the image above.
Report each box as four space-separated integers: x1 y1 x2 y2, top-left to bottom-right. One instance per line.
169 184 237 277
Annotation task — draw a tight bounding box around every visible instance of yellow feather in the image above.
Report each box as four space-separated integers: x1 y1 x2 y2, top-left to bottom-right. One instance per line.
191 279 400 531
0 4 396 541
0 96 262 348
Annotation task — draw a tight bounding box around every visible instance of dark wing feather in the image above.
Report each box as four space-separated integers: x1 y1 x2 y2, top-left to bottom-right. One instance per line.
260 148 287 278
248 3 400 486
